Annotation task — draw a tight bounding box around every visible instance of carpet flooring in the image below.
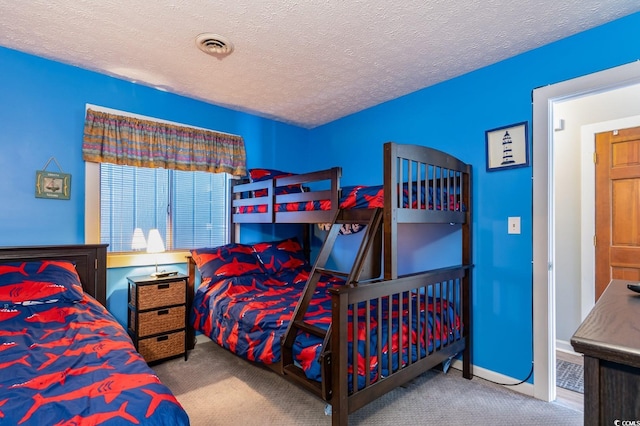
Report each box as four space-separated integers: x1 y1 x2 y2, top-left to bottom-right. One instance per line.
556 359 584 394
152 340 583 425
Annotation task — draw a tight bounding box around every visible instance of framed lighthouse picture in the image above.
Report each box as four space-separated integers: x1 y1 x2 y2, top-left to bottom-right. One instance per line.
485 121 529 172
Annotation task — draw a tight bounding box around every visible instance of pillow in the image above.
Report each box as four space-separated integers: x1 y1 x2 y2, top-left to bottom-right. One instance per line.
0 260 85 304
191 243 264 279
252 237 307 274
249 168 304 197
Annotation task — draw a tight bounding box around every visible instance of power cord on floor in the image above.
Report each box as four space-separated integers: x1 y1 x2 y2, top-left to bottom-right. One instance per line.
481 361 534 386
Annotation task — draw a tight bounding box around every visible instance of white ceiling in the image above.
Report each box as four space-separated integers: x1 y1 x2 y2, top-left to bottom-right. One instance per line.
1 1 639 128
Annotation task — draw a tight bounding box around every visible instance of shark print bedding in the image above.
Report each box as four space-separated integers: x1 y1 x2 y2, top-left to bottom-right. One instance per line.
190 240 462 390
236 183 462 214
0 260 190 425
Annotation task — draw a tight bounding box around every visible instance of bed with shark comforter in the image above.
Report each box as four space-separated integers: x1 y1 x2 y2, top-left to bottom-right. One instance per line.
0 244 190 425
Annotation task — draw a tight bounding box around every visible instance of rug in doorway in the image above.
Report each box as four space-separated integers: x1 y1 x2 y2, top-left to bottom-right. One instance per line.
556 359 584 394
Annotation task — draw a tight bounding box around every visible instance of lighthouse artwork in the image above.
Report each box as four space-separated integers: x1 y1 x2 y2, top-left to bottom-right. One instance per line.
485 121 529 171
501 130 515 165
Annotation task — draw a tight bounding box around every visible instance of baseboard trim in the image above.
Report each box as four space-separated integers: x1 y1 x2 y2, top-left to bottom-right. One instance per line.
556 339 580 356
450 359 535 397
195 334 212 345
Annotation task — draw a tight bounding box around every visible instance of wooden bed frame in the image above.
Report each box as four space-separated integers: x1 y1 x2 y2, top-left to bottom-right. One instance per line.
0 244 108 306
191 141 473 425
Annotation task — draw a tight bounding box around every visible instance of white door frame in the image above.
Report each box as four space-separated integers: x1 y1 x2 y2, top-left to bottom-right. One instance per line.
532 60 640 401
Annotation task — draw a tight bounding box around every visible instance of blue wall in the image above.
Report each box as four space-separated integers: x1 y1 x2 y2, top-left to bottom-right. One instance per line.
0 47 309 246
0 46 309 327
1 11 640 383
307 12 640 381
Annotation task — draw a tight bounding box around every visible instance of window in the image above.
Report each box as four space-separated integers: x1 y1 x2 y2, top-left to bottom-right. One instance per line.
82 104 245 262
99 163 229 253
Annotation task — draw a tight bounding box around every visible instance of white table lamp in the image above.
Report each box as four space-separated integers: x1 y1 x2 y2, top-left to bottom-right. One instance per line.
131 227 147 251
146 229 166 277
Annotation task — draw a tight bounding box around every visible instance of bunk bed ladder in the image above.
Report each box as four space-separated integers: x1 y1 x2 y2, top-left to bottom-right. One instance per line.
281 207 384 400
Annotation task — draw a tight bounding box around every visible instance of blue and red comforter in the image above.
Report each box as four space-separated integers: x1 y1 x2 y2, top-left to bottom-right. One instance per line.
237 184 462 214
191 264 461 390
0 261 189 425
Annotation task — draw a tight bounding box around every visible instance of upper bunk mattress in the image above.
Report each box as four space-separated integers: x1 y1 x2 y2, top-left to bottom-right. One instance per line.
236 184 463 214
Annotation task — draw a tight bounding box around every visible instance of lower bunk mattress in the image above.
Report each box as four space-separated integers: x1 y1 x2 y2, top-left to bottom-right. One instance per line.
191 262 462 390
0 260 190 425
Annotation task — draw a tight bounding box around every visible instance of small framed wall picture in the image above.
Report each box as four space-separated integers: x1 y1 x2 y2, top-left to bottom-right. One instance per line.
485 121 529 172
35 170 71 200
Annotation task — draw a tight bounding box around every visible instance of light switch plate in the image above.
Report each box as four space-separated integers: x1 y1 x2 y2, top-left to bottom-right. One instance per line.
508 217 521 234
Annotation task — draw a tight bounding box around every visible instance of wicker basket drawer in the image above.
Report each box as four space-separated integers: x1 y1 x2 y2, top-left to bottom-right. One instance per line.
132 280 186 310
138 330 185 363
134 305 185 337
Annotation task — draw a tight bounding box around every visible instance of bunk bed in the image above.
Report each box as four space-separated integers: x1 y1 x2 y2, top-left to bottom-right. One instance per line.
0 244 190 425
188 142 472 425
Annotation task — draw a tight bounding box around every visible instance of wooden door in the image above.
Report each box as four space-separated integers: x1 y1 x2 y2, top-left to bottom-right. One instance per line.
595 126 640 300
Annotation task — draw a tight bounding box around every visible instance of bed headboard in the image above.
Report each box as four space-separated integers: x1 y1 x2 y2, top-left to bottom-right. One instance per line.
0 244 108 306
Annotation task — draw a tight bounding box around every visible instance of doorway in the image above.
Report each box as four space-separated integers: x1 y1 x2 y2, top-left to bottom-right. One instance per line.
532 61 640 402
553 93 640 349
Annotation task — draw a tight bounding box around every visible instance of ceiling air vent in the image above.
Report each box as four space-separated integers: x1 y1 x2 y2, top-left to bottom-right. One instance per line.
196 33 234 57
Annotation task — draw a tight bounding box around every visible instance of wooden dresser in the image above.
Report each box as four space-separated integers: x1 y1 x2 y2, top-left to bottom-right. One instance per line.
571 279 640 425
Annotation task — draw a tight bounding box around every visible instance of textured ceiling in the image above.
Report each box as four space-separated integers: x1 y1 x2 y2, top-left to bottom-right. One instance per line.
1 1 639 128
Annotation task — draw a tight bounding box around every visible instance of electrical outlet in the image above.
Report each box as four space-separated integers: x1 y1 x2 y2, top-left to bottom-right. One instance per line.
508 217 521 234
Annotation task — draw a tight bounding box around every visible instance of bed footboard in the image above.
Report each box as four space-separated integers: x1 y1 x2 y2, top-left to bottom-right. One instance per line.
328 265 471 425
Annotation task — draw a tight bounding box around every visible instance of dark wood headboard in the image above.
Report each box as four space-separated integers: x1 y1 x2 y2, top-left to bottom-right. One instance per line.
0 244 108 306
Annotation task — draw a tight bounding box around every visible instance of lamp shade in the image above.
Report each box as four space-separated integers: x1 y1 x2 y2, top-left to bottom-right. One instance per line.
146 229 165 254
131 228 147 251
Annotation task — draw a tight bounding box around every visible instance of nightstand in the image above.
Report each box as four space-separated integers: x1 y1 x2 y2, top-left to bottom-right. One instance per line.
127 273 189 364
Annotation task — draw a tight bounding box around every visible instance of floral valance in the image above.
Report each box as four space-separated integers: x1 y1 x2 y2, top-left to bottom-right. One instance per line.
82 108 246 177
